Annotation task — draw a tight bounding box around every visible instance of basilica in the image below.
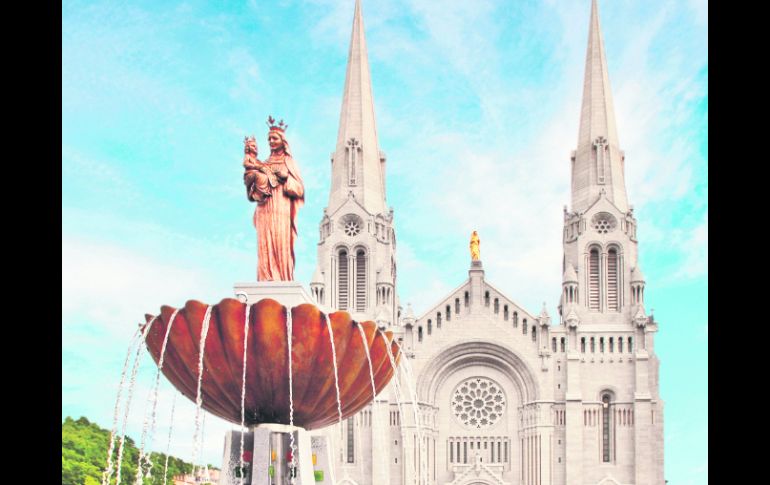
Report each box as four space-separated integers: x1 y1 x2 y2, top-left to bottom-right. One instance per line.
308 1 664 484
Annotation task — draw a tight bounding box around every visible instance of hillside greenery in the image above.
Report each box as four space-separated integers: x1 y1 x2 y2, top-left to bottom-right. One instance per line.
62 416 217 485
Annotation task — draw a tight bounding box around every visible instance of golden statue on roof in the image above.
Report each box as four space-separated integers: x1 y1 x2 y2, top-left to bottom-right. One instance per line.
470 230 480 261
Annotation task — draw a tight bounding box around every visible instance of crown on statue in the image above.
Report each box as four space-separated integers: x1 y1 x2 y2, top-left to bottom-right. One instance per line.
266 115 288 133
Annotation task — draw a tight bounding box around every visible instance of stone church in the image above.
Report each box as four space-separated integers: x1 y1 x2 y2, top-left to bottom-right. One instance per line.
308 1 664 484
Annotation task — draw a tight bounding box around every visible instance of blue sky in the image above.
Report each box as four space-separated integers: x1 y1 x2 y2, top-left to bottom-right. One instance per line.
62 0 707 482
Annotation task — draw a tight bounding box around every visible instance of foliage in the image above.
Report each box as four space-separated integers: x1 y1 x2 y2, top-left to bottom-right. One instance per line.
62 416 216 485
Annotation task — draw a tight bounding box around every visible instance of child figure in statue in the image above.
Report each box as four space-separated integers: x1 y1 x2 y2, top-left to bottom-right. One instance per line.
243 116 304 281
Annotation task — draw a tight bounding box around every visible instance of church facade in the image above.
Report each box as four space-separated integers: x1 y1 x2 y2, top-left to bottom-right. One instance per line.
309 1 664 484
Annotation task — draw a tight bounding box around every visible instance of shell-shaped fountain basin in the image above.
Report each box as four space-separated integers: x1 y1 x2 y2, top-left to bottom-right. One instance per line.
141 298 401 430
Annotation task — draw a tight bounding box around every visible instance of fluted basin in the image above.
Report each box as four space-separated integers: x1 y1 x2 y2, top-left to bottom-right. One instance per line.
141 298 401 430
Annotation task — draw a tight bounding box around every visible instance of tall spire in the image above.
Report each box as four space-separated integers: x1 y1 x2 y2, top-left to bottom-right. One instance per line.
571 0 628 213
329 0 386 214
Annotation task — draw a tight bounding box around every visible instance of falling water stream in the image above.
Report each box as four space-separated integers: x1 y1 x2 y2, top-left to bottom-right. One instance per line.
356 324 388 479
135 309 180 484
393 340 430 484
162 392 177 485
115 318 157 485
102 329 142 485
239 303 251 484
323 313 342 485
190 305 214 476
286 307 297 482
378 329 429 485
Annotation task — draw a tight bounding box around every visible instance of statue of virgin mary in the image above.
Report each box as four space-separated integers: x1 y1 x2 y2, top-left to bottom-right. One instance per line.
243 117 304 281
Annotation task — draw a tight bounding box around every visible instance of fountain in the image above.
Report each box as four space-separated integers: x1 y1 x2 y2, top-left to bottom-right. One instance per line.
103 117 403 485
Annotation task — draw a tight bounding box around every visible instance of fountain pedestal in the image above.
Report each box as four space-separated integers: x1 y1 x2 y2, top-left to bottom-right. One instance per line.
234 281 316 310
220 424 333 485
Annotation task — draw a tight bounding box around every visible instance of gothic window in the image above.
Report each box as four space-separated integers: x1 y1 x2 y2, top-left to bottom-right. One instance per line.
589 247 601 310
592 212 617 234
590 337 595 353
437 312 442 329
355 249 366 312
464 291 469 307
607 248 619 311
347 417 355 463
552 338 557 353
523 319 527 335
504 305 509 320
427 319 432 335
532 327 537 342
494 298 499 314
618 337 623 353
485 291 490 307
455 298 460 315
581 337 586 353
602 394 612 462
513 312 518 328
446 305 451 321
338 249 349 309
418 326 423 342
560 337 566 352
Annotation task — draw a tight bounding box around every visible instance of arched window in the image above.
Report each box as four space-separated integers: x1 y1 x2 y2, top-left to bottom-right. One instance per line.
494 298 499 314
552 337 557 352
590 337 595 353
513 312 519 328
602 394 612 462
485 291 490 307
347 417 355 463
455 298 460 315
355 249 367 312
581 337 586 353
532 327 537 341
589 247 601 311
446 305 451 322
418 326 423 342
464 291 469 307
504 305 509 321
522 320 527 335
338 249 349 309
609 337 614 352
560 337 566 352
437 312 442 329
618 337 623 353
600 337 605 353
427 319 432 335
628 337 633 353
607 248 619 311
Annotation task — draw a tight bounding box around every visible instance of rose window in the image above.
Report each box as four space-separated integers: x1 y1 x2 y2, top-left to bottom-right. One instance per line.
344 220 361 236
451 377 506 429
591 212 617 234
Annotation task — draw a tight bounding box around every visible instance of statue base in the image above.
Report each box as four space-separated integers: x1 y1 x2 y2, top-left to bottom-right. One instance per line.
233 281 315 309
219 425 334 485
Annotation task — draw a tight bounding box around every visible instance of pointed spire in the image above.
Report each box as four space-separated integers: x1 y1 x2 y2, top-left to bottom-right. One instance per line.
572 0 629 213
329 0 386 214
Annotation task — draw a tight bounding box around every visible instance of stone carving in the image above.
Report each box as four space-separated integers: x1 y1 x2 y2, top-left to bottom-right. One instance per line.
243 116 305 281
470 230 480 261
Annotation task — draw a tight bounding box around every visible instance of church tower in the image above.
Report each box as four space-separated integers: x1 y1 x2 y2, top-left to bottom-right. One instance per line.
561 0 646 328
561 3 663 485
310 0 398 328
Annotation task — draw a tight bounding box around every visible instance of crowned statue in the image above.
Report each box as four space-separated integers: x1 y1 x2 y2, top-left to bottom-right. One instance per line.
243 116 305 281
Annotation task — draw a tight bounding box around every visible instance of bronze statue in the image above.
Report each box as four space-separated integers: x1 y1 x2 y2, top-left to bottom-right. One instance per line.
470 230 480 261
243 117 304 281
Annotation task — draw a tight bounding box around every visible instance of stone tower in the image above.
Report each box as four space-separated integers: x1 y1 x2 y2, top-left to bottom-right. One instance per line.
310 0 398 328
560 2 663 484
